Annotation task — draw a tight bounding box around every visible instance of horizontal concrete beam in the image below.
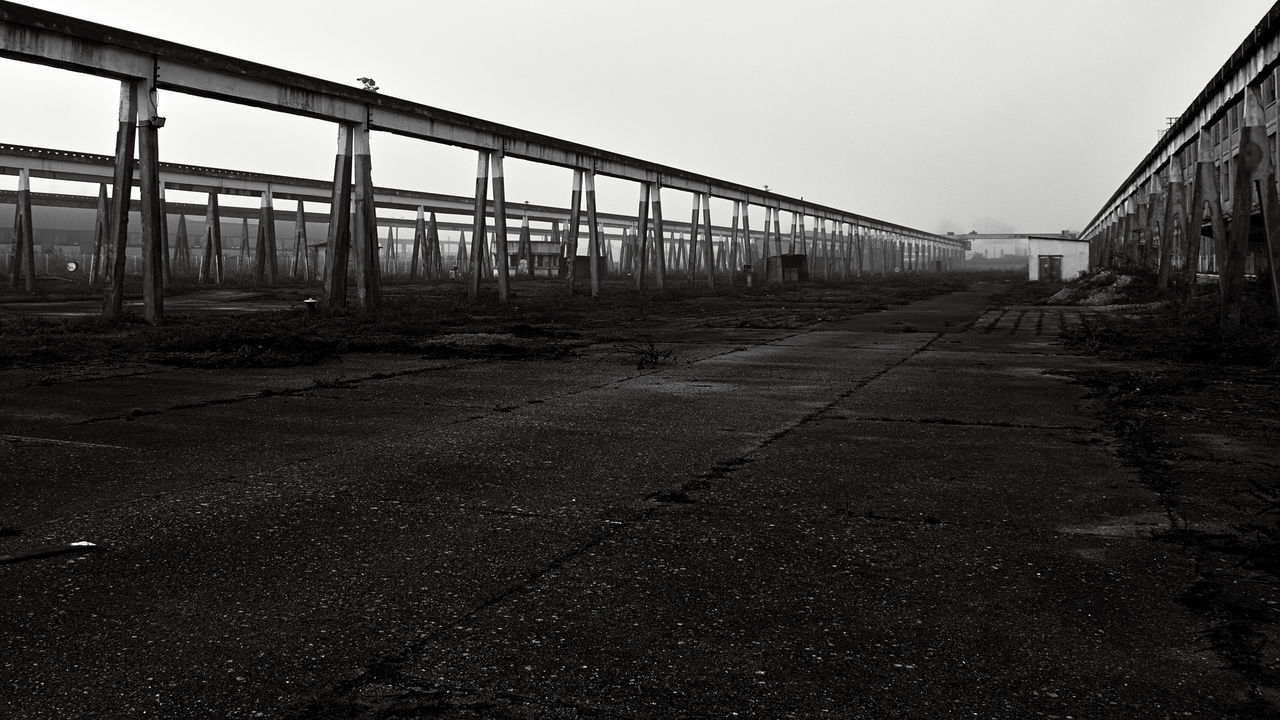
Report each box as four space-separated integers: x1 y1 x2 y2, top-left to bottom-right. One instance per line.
0 190 634 242
0 2 960 248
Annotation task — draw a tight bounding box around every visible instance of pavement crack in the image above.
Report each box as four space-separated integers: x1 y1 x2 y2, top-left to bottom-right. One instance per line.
291 529 620 716
69 361 476 425
1 434 134 450
850 416 1093 432
651 332 947 504
856 508 946 525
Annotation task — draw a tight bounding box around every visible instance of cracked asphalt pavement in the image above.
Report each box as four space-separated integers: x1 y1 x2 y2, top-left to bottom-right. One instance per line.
0 282 1248 718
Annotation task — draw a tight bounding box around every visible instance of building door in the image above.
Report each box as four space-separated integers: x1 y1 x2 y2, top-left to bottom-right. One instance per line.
1038 255 1063 281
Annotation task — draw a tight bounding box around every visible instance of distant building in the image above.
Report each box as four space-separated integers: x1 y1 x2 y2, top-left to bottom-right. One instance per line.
955 231 1085 279
1027 235 1089 281
507 240 564 278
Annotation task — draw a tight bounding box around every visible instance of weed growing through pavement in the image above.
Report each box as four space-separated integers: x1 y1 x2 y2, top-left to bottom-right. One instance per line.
617 335 677 369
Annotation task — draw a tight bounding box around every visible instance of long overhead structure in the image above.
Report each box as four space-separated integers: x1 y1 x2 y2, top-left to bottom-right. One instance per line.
0 143 741 236
1078 1 1280 326
0 1 962 321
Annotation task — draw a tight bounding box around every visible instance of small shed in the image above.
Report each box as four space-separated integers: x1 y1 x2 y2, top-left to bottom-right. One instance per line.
1027 235 1090 281
571 255 607 279
762 254 809 281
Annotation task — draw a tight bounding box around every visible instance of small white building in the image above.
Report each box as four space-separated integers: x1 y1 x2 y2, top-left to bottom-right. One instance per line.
1027 235 1090 281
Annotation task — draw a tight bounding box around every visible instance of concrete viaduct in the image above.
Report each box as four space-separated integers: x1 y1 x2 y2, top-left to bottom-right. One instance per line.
0 2 965 325
0 143 951 286
1080 1 1280 328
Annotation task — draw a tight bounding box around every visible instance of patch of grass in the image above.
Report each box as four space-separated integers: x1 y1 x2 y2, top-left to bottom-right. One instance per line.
1068 346 1280 711
1063 281 1280 368
1 274 975 371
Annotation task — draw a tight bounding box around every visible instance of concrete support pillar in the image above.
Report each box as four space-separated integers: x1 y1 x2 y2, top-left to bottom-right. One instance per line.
701 192 715 290
1099 216 1111 269
861 228 870 276
797 211 808 256
619 229 632 276
635 182 651 291
456 230 469 275
564 169 583 293
1118 200 1135 267
159 187 172 290
136 79 164 325
1158 162 1183 290
1242 86 1280 324
819 220 830 281
468 150 490 299
728 200 741 275
352 123 380 309
409 206 425 281
741 199 753 268
585 169 601 297
830 221 839 278
1195 136 1228 296
843 224 853 280
551 221 562 275
382 225 394 274
291 200 308 280
686 193 700 287
200 193 223 285
238 218 250 265
254 189 278 286
174 215 191 275
90 184 109 287
1182 135 1210 294
761 207 772 280
839 222 849 275
771 207 784 283
9 169 35 293
1137 194 1152 267
651 182 666 292
104 79 139 319
1253 132 1280 320
491 149 510 302
427 212 442 279
482 230 495 277
517 210 533 276
1145 178 1163 273
1221 91 1264 328
323 123 354 309
728 205 741 275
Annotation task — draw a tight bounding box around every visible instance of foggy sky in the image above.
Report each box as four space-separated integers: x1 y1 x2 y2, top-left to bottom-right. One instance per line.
2 0 1275 235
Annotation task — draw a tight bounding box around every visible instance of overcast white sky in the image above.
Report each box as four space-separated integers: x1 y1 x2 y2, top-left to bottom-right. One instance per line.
2 0 1276 234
